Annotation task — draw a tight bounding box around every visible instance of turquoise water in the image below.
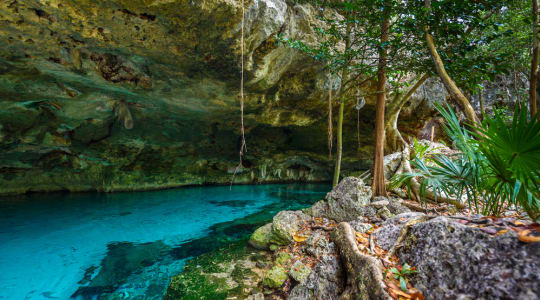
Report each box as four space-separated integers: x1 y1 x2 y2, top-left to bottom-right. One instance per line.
0 184 329 300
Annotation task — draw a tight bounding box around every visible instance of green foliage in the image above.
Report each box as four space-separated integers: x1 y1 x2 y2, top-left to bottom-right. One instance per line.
473 106 540 219
388 263 417 291
392 104 539 220
279 0 527 97
411 138 430 161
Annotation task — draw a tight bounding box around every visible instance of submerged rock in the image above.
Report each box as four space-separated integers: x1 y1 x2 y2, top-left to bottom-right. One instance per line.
165 242 270 300
73 241 171 299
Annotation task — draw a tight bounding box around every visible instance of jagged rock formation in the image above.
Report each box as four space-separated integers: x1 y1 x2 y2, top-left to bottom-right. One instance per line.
0 0 380 195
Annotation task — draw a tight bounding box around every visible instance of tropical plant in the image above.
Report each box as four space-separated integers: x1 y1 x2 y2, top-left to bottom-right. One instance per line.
388 263 417 292
392 103 539 220
474 105 540 219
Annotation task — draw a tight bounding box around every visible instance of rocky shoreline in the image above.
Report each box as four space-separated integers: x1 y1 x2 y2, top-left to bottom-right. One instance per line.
165 176 539 300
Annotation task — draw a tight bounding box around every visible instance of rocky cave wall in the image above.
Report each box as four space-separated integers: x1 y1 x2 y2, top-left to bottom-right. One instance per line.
0 0 382 195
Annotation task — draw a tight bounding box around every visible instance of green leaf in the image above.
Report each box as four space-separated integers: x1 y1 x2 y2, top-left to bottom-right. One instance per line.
400 276 407 291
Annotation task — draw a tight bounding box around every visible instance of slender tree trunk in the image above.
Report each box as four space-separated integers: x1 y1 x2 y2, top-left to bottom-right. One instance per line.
333 100 345 186
385 73 429 152
332 14 353 187
372 4 390 197
530 0 539 118
328 87 333 160
479 86 485 120
424 0 479 124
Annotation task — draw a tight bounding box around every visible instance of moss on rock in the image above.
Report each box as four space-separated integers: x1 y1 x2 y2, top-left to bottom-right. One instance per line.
249 223 272 250
164 242 271 300
262 266 288 289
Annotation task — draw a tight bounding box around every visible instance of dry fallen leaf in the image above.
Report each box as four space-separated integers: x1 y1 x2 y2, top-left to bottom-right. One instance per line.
512 220 527 226
293 234 308 242
518 229 540 243
496 229 508 236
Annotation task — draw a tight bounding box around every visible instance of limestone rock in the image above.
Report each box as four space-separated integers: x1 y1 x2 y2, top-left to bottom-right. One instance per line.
72 118 113 144
385 197 411 215
398 217 540 299
289 261 311 284
303 200 330 218
248 223 273 250
325 177 374 222
246 293 264 300
304 230 335 258
274 252 292 266
289 254 345 300
383 152 402 180
373 212 425 250
0 0 377 195
0 103 40 133
269 210 311 246
348 220 373 233
377 206 393 221
262 266 288 288
370 199 389 209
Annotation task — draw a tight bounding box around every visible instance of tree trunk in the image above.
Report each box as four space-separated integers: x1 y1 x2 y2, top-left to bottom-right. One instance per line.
424 0 479 124
333 99 345 186
332 13 353 187
328 87 333 160
479 86 485 120
372 4 390 197
530 0 539 119
385 74 429 152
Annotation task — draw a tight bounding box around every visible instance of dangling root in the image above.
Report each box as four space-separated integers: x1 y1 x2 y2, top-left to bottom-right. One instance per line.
231 0 247 187
328 87 333 160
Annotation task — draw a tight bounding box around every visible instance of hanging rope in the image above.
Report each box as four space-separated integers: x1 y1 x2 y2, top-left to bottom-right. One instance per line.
355 92 365 151
328 85 333 160
231 0 247 187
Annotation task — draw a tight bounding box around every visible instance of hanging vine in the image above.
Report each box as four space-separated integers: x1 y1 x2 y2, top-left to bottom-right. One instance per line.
231 0 247 186
328 86 333 160
355 91 365 151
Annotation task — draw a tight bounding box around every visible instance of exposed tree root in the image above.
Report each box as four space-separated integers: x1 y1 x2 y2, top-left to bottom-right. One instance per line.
333 222 392 300
392 147 466 209
384 215 435 260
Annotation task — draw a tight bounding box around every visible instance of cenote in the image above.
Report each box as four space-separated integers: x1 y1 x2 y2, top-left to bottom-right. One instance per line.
0 183 330 299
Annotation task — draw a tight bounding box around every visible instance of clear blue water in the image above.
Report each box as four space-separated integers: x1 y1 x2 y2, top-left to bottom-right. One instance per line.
0 184 329 300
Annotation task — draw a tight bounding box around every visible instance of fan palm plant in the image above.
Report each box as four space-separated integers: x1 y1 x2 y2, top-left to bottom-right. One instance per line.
391 103 539 220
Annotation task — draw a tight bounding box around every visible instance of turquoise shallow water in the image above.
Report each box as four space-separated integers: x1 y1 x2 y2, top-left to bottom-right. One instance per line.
0 184 329 300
